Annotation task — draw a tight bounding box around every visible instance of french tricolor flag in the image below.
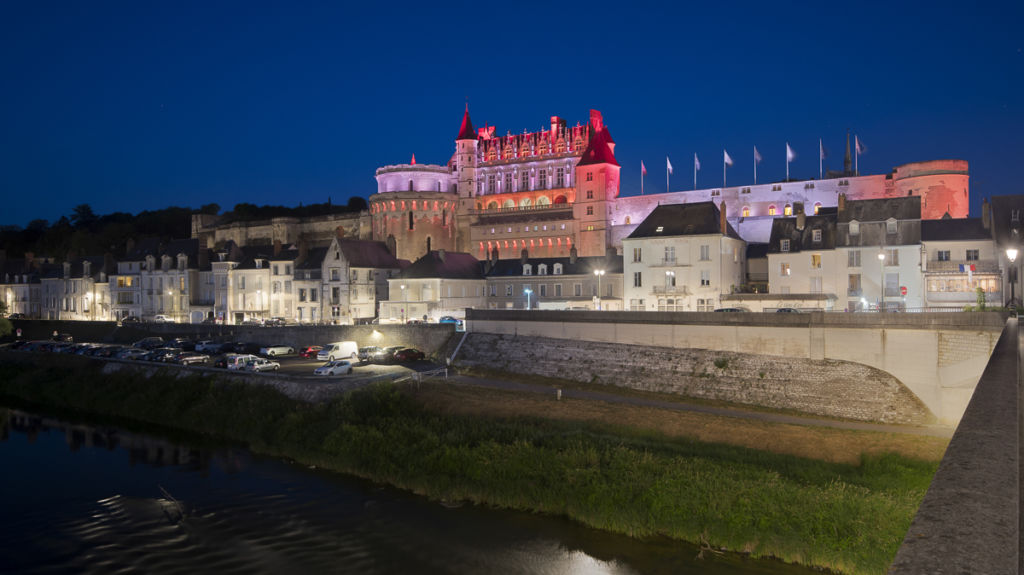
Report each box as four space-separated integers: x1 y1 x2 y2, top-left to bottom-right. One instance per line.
960 264 976 283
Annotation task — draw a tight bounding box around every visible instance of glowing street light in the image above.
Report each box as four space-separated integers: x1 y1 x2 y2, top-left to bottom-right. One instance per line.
593 269 605 310
877 252 886 311
1007 248 1019 308
400 284 406 322
524 288 532 310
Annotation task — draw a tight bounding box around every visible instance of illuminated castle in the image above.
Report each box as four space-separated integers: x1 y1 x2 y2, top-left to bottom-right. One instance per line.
369 107 969 262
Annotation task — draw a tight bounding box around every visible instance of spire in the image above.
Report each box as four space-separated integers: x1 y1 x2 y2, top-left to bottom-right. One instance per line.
577 110 618 167
844 132 852 174
410 153 416 165
456 104 476 141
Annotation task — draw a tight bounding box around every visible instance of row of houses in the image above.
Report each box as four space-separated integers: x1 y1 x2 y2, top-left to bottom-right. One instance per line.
3 195 1022 323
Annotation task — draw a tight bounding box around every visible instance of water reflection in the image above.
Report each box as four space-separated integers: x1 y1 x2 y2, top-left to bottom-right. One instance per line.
0 408 820 574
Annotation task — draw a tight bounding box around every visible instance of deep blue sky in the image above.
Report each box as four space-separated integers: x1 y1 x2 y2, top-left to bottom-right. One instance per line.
2 0 1021 228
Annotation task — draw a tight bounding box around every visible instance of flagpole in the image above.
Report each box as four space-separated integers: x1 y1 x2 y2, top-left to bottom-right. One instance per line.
723 154 726 189
819 138 822 180
786 142 790 181
693 157 696 191
855 137 859 176
753 146 757 185
641 163 644 195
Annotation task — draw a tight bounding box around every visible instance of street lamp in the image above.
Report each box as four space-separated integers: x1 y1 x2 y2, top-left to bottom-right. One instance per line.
593 269 605 310
524 288 532 310
400 284 406 323
1006 248 1018 308
877 252 886 311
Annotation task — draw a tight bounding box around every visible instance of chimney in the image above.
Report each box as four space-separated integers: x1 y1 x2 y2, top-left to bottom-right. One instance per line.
838 193 847 214
273 239 282 257
297 239 309 265
719 201 728 235
104 253 116 275
520 248 529 264
796 211 806 231
569 245 578 264
438 249 446 262
198 247 210 271
589 110 603 132
490 247 499 267
982 198 991 230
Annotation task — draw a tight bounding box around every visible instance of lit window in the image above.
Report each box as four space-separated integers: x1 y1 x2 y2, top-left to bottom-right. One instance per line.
741 206 750 217
768 205 777 216
784 204 793 216
780 263 790 276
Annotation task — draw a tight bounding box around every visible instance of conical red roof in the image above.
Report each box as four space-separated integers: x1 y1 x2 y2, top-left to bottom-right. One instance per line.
577 125 619 166
456 105 477 141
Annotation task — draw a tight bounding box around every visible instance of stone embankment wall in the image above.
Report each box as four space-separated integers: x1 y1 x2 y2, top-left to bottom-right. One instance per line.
455 333 933 424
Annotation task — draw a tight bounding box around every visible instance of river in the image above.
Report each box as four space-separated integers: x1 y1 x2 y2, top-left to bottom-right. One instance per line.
0 407 821 574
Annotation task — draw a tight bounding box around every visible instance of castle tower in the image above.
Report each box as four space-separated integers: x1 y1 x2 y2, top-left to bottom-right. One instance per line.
573 110 620 257
455 105 479 199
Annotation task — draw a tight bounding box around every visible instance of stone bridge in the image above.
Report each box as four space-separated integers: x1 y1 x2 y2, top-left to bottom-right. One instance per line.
464 309 1006 426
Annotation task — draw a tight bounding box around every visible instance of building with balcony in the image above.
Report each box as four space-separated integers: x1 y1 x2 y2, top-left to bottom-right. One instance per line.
482 248 623 311
381 250 486 322
921 218 1001 309
622 202 745 312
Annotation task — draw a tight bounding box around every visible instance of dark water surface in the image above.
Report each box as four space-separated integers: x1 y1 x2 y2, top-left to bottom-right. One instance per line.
0 408 822 575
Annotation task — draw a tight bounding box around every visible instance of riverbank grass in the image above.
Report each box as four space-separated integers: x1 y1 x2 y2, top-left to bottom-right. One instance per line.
0 361 935 575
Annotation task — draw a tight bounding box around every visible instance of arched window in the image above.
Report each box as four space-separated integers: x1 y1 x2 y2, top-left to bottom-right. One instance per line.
625 216 631 224
553 195 567 204
502 199 515 209
487 201 498 210
408 180 414 191
538 264 548 275
535 196 550 206
784 204 793 216
408 212 414 230
768 205 777 216
553 263 563 275
519 198 532 208
814 202 822 215
523 264 532 276
442 211 447 226
741 206 750 217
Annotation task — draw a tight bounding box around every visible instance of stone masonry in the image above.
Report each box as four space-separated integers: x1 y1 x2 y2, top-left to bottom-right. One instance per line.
455 333 933 424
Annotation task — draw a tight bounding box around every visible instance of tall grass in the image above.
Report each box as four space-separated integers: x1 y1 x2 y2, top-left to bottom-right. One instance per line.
0 360 935 575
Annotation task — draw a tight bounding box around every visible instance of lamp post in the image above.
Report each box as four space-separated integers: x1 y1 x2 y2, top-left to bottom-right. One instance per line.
593 269 605 310
167 289 174 322
877 252 886 311
524 288 532 310
400 284 406 323
1006 248 1018 308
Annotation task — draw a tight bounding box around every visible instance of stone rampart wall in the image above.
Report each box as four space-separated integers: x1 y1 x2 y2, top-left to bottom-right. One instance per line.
455 333 932 424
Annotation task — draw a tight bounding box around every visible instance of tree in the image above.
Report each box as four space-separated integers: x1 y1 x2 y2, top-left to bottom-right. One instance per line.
200 203 221 215
0 302 10 338
976 287 987 311
71 204 98 230
346 196 368 211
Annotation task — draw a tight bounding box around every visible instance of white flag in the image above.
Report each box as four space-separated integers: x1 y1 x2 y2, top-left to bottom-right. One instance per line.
666 156 674 175
855 135 866 155
819 139 827 159
723 150 733 166
786 142 796 162
693 153 700 171
753 146 762 164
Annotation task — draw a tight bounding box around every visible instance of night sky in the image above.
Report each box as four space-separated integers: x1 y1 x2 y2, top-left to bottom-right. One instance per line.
2 0 1021 228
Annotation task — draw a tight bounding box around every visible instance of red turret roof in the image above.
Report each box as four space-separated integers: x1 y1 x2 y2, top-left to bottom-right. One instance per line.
577 123 619 167
456 105 477 141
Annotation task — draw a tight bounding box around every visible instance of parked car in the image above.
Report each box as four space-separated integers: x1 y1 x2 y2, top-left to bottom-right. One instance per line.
259 344 295 357
438 316 462 325
225 354 261 370
195 340 223 353
313 360 353 376
776 307 802 313
241 319 263 326
117 348 151 360
176 352 209 366
393 348 425 363
371 345 405 364
144 348 181 363
226 341 262 354
132 337 165 350
317 341 359 361
121 316 141 325
151 315 172 323
299 345 323 359
358 346 381 362
169 338 195 351
714 307 747 312
244 358 280 372
264 317 287 326
7 313 25 319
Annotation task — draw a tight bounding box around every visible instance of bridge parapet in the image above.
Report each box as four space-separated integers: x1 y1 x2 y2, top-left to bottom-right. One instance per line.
889 318 1020 573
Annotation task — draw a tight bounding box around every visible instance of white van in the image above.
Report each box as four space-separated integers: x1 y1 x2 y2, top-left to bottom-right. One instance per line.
317 341 359 361
225 354 260 370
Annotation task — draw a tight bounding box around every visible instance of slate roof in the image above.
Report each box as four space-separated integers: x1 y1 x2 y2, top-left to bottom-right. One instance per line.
989 195 1024 248
337 239 404 268
838 196 921 222
921 218 992 242
626 202 741 240
576 123 618 167
296 247 327 270
768 214 837 253
399 251 484 280
745 243 771 260
456 106 476 141
485 254 623 278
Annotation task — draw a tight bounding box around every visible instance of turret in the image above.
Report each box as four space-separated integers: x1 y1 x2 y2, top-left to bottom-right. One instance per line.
573 110 620 257
455 105 479 199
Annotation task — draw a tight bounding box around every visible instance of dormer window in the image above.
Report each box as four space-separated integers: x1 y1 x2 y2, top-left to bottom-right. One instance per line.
812 229 822 243
850 220 860 236
886 218 897 234
655 226 664 233
538 264 548 275
780 239 791 252
255 260 262 269
523 264 532 276
553 263 563 275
